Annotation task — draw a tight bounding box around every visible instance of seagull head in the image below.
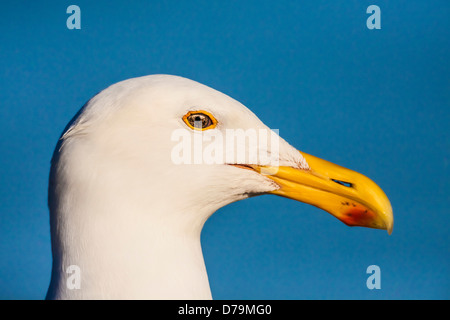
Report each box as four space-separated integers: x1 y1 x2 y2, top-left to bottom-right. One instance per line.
54 74 393 235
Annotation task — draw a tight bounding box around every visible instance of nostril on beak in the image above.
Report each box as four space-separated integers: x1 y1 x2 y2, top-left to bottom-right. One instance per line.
331 179 353 188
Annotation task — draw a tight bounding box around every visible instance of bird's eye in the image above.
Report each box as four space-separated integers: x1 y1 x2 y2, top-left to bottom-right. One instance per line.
183 111 217 130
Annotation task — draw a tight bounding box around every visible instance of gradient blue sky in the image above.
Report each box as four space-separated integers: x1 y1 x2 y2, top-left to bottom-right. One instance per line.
0 1 448 299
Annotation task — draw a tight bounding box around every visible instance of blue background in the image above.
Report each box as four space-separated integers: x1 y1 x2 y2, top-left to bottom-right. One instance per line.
0 1 448 299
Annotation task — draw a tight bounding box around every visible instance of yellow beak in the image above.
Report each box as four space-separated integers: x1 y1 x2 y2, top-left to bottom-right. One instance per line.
250 151 393 234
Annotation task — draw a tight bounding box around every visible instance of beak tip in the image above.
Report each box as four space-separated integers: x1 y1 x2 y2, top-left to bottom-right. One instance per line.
384 213 394 235
386 219 394 235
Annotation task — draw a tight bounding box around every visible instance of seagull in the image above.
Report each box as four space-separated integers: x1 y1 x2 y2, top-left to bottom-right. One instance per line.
46 74 393 299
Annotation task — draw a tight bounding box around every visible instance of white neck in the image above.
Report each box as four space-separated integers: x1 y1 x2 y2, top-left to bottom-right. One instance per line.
47 197 213 300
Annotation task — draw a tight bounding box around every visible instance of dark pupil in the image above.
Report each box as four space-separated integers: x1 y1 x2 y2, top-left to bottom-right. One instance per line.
189 114 211 128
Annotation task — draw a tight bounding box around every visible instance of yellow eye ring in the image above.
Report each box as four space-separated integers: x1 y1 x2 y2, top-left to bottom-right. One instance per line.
182 110 218 131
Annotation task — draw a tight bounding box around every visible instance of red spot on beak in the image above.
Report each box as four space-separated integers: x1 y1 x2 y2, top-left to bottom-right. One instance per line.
342 205 377 228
